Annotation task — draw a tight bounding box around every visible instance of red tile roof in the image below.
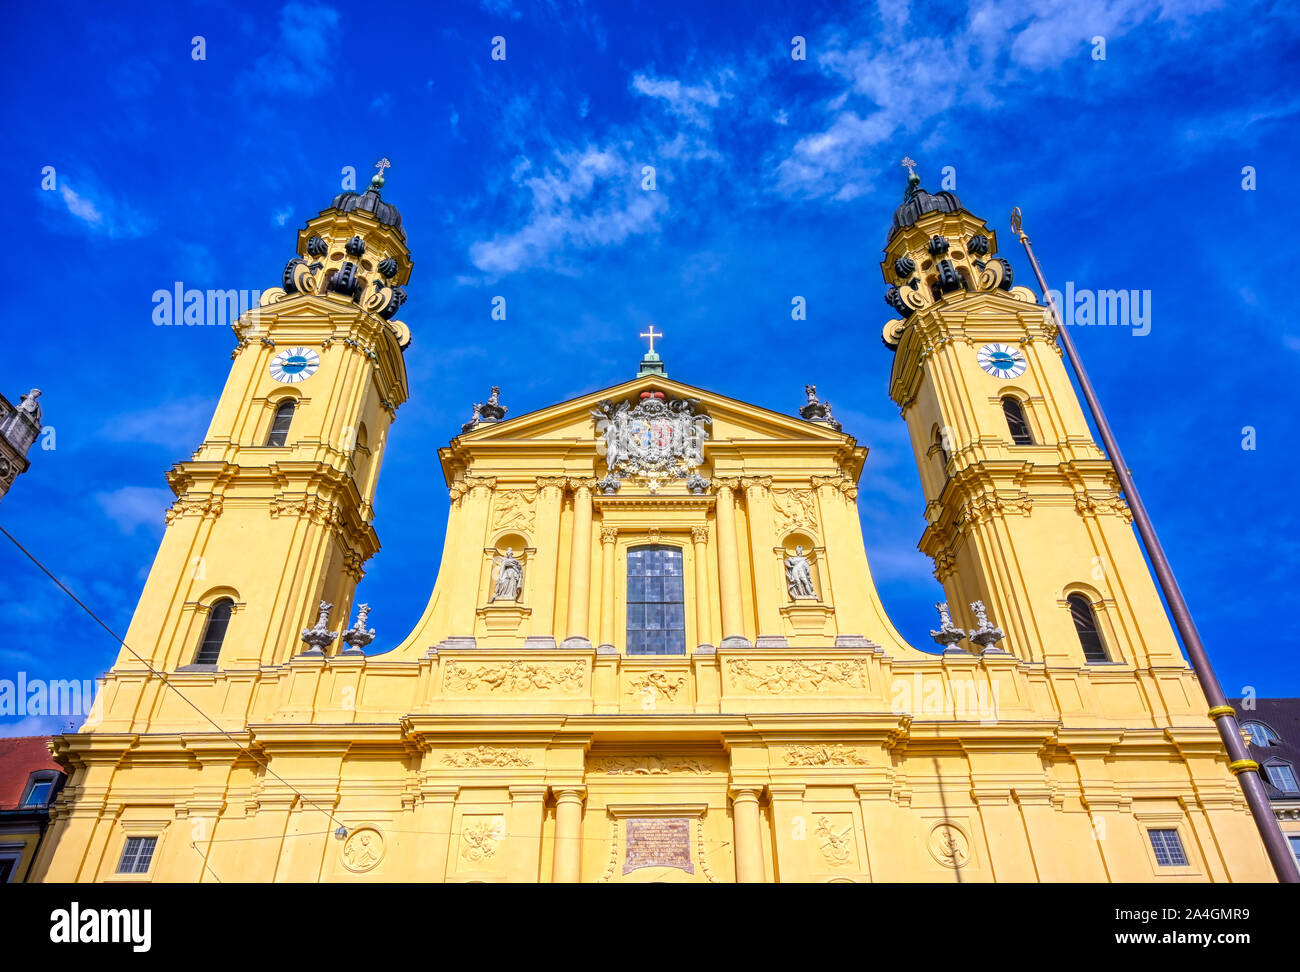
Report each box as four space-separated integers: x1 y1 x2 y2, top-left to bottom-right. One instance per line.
0 736 62 807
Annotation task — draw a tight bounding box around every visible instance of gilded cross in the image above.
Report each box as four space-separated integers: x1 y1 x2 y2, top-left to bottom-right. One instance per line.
640 324 662 354
900 156 918 176
375 158 391 177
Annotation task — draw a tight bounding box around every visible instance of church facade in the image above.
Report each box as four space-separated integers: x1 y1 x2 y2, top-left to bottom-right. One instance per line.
30 170 1273 883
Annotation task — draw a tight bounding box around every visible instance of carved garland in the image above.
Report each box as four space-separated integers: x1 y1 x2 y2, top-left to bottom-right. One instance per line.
588 755 711 775
441 746 533 768
784 744 869 766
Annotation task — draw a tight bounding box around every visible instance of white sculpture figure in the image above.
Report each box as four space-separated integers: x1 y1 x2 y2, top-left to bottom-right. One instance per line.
491 548 523 602
784 545 816 599
17 388 41 422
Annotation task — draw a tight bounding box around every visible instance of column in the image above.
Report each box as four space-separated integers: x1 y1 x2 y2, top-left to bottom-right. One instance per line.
598 526 618 652
532 477 567 634
714 480 749 648
551 786 586 882
731 786 765 882
508 785 549 883
742 477 781 637
562 480 593 649
690 526 713 649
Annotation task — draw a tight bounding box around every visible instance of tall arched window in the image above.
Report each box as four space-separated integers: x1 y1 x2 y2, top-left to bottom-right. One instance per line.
626 545 686 655
1001 396 1034 445
266 400 296 446
1067 593 1108 663
195 599 233 665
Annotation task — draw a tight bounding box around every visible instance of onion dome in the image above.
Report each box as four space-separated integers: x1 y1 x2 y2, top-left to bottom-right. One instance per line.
329 170 404 238
888 168 961 243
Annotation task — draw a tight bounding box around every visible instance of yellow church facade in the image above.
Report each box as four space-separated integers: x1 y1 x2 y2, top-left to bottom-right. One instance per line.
30 171 1274 883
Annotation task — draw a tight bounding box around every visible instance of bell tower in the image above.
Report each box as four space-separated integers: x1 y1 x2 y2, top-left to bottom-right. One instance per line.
115 167 413 674
881 166 1182 669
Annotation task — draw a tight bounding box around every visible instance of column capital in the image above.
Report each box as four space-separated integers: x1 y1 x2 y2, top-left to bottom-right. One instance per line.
690 525 709 544
729 785 764 803
567 477 598 493
711 476 743 492
811 473 858 501
448 475 497 502
600 526 618 544
535 475 569 492
552 785 587 803
739 475 773 492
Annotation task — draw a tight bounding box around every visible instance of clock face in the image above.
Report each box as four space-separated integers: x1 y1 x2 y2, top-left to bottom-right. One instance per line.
269 347 320 384
977 343 1027 379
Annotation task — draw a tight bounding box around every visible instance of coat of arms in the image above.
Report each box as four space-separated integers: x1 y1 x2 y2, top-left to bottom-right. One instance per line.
592 391 711 493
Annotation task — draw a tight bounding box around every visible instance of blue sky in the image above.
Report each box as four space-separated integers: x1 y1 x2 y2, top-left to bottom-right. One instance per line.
2 0 1298 736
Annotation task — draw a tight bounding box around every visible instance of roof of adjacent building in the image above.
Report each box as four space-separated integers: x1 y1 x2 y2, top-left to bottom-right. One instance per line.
1228 698 1300 800
0 736 62 808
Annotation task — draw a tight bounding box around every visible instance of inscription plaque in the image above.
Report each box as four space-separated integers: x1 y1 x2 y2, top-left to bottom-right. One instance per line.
623 817 693 875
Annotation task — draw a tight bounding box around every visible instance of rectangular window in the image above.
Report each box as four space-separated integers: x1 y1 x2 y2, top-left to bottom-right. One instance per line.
22 778 54 806
1265 763 1299 793
626 545 686 656
116 836 157 875
1147 828 1188 867
1289 835 1300 868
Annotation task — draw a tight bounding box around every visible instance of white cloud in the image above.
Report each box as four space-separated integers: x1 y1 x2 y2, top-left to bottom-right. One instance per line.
469 146 667 275
94 487 176 535
772 0 1227 201
631 73 729 127
50 179 152 239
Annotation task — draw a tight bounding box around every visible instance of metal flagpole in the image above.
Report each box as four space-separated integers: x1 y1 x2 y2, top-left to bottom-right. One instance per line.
1010 207 1300 883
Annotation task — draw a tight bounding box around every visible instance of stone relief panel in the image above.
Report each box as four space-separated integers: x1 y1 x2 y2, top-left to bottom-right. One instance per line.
491 490 535 536
783 744 870 767
771 489 818 537
813 814 858 870
340 826 385 873
623 670 689 710
441 746 533 768
458 814 507 869
588 755 713 775
726 658 866 694
443 659 586 694
928 822 971 868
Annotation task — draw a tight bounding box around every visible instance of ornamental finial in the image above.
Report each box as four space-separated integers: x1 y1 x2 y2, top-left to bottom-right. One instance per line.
371 157 391 191
900 156 921 197
929 601 967 653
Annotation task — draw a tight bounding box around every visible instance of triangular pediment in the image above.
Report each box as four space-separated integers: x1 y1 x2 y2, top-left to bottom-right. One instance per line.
458 375 852 444
442 374 866 485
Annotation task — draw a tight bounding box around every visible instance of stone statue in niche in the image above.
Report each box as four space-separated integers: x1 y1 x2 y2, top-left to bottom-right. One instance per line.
490 548 523 602
784 545 817 599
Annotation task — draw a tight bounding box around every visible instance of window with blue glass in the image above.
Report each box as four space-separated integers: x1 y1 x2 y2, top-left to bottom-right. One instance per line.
1147 828 1188 867
626 545 686 655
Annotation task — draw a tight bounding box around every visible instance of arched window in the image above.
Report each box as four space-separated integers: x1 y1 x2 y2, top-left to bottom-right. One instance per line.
1242 722 1282 747
1067 593 1108 663
266 400 296 446
626 545 686 655
195 599 233 665
1001 396 1034 445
